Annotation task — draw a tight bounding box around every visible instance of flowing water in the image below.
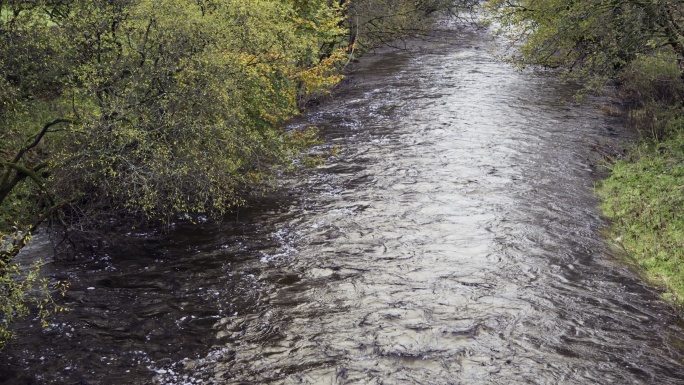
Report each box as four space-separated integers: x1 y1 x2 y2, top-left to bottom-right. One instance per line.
3 26 684 385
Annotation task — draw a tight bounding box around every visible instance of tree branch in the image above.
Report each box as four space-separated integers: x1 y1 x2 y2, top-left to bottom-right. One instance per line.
0 119 73 191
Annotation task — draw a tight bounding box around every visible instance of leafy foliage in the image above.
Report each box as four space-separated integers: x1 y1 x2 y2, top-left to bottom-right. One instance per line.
620 54 684 105
487 0 684 86
0 0 346 348
1 0 348 224
0 230 68 349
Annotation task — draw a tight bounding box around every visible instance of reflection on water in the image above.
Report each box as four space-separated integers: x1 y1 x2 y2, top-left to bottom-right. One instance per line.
2 25 684 385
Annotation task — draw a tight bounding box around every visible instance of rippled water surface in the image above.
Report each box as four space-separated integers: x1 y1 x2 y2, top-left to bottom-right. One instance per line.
3 26 684 384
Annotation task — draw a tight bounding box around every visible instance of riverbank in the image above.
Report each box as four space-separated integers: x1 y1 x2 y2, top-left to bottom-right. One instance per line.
592 50 684 309
597 104 684 308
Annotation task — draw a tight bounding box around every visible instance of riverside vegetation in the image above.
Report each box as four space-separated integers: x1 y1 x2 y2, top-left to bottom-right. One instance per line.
487 1 684 305
0 0 475 349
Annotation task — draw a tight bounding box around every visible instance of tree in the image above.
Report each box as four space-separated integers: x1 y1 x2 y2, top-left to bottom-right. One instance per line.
487 0 684 84
0 0 346 348
1 0 347 225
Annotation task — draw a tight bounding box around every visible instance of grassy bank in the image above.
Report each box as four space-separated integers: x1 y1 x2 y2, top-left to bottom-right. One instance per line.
598 106 684 305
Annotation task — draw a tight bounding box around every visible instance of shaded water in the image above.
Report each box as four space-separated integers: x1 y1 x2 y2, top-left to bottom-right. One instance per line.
3 26 684 384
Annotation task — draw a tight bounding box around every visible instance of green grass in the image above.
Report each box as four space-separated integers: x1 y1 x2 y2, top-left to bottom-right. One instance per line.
598 127 684 305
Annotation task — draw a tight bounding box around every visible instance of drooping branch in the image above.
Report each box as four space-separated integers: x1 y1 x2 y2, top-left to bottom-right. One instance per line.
0 161 53 207
0 200 68 271
0 118 73 193
10 118 73 165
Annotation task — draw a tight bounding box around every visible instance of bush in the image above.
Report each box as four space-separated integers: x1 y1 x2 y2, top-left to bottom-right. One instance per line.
620 53 684 103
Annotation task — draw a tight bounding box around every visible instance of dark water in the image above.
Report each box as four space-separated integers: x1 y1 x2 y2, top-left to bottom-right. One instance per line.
3 26 684 384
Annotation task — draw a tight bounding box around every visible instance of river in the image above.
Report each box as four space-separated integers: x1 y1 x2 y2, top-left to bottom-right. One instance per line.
2 24 684 385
